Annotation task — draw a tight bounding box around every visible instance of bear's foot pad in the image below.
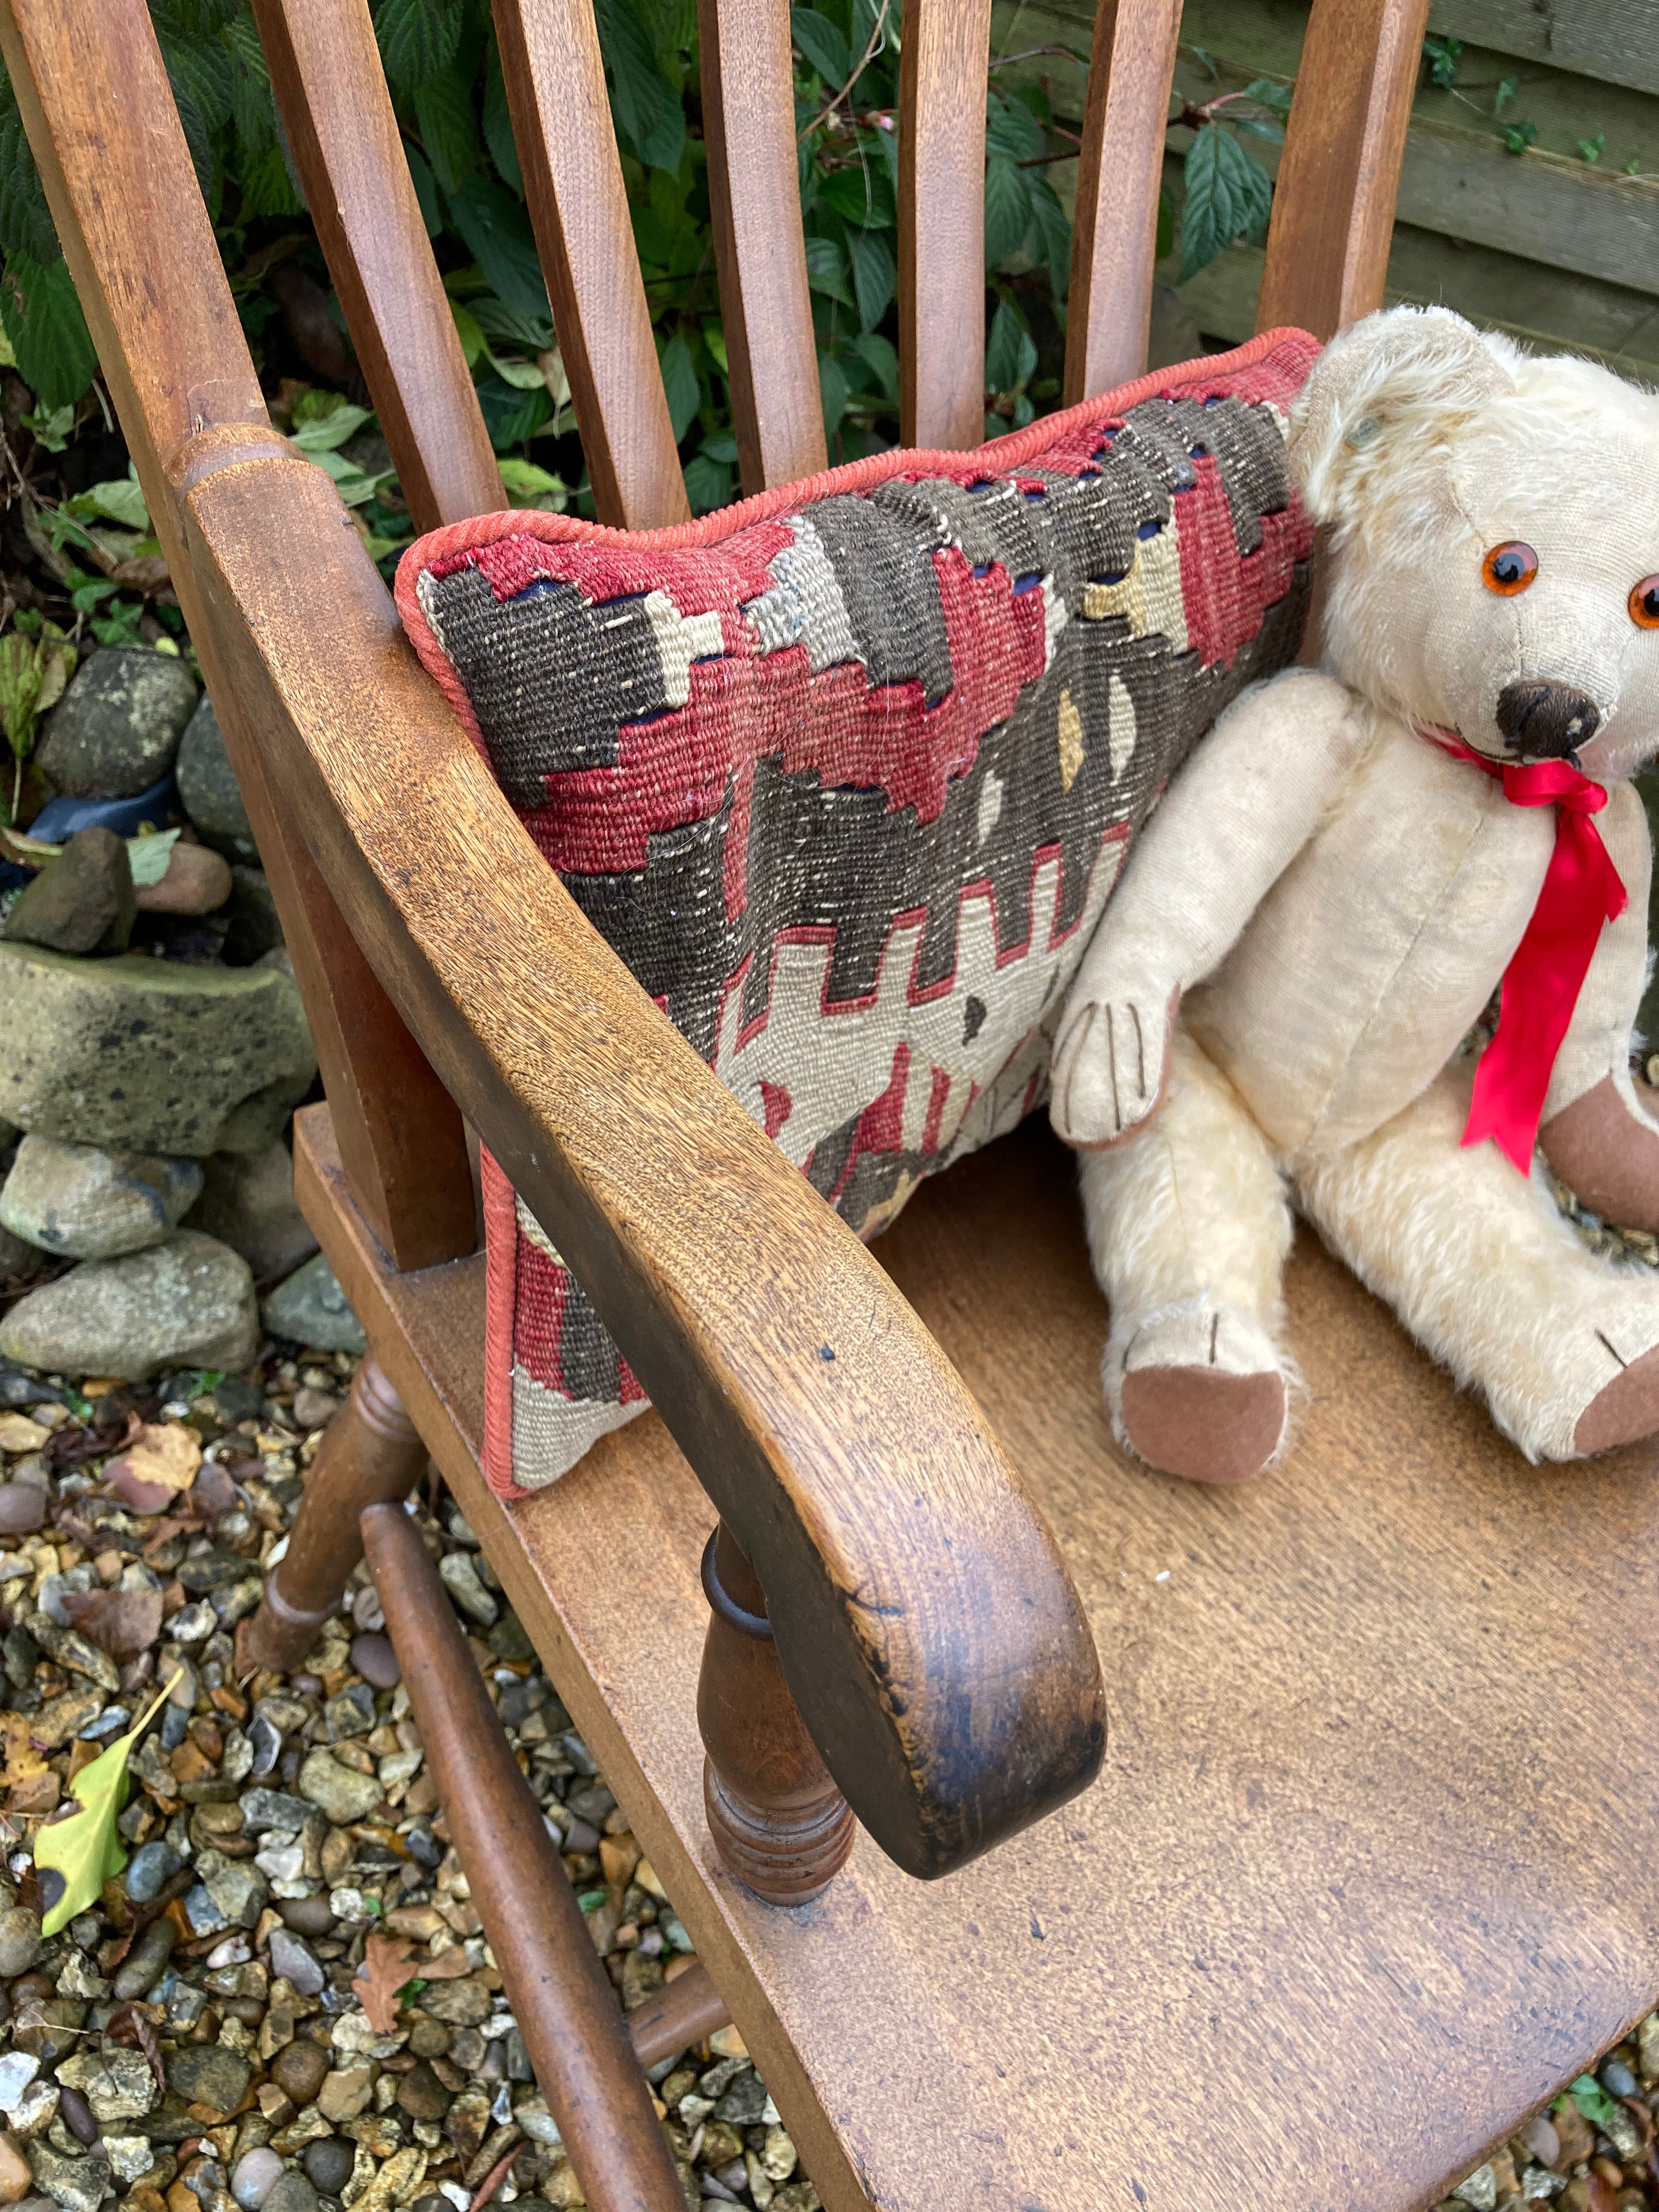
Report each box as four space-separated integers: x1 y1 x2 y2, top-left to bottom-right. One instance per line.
1120 1364 1286 1483
1574 1342 1659 1455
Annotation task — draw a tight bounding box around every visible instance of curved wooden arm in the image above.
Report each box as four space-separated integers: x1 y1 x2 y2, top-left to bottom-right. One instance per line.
183 446 1106 1877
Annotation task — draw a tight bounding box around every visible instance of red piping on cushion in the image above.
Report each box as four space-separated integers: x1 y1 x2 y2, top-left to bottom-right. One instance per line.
479 1145 532 1500
393 326 1320 752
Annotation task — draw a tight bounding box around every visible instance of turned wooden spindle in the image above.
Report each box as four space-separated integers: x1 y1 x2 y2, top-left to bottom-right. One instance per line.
238 1353 428 1673
696 1522 856 1905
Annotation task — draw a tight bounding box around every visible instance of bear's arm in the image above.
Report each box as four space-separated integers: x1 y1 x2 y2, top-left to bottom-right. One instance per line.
1050 667 1366 1149
1538 780 1659 1231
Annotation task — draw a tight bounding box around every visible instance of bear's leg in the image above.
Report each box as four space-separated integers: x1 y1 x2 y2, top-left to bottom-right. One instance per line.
1294 1063 1659 1460
1079 1025 1293 1482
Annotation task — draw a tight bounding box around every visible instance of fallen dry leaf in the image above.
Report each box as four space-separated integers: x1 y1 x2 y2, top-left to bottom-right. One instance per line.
61 1587 164 1660
103 1420 201 1498
0 1711 47 1785
105 2001 167 2096
353 1929 420 2033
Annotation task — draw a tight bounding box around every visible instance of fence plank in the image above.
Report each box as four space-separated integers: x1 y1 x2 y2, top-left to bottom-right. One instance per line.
1426 1 1659 99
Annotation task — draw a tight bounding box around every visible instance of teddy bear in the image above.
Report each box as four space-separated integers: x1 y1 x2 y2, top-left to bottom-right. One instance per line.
1048 303 1659 1483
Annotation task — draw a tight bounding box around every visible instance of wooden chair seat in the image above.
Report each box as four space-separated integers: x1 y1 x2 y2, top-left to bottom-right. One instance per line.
299 1098 1654 2210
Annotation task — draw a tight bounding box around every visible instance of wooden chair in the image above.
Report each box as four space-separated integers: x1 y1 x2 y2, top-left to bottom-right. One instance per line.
9 0 1655 2203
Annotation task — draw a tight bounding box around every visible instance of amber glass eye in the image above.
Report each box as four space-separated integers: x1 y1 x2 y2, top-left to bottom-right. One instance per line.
1482 541 1539 595
1632 575 1659 629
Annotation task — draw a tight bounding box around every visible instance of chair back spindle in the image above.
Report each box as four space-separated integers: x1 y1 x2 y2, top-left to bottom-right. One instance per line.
899 0 993 450
1256 0 1432 337
1063 0 1184 406
492 0 689 528
697 0 828 495
250 0 502 534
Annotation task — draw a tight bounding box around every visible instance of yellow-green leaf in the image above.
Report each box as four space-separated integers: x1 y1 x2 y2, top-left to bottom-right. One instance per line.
34 1673 178 1936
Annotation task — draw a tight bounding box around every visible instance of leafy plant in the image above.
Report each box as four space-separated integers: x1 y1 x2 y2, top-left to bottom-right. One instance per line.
1564 2074 1623 2134
1501 116 1539 156
1578 133 1606 165
1423 35 1462 89
1493 73 1518 116
0 614 74 823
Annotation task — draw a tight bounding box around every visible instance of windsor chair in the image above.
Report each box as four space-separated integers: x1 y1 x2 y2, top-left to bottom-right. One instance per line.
8 0 1658 2205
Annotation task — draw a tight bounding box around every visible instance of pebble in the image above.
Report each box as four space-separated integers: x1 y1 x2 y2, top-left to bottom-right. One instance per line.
0 1907 43 1978
394 2066 452 2123
111 1913 176 1998
297 1746 383 1825
124 1837 183 1906
262 1254 366 1357
261 2179 318 2212
292 1386 340 1431
1 826 135 957
166 2044 252 2117
0 2135 31 2208
349 1633 399 1688
276 1895 338 1939
0 1486 46 1535
233 2148 287 2210
437 1549 498 1627
270 2044 331 2109
302 2140 355 2194
0 1135 203 1260
268 1928 325 1998
1600 2056 1639 2100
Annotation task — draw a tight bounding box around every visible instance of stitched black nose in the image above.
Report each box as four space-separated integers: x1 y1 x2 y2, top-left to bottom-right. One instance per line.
1494 679 1601 759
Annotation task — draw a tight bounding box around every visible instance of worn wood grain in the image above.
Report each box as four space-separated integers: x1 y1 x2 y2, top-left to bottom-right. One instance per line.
253 0 502 535
493 0 689 528
183 449 1104 1883
296 1103 1659 2210
1427 0 1659 97
1064 0 1184 403
1257 0 1431 337
899 0 994 448
698 0 827 494
0 0 476 1273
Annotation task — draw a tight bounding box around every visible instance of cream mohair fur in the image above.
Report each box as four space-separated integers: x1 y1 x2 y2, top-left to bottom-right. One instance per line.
1054 305 1659 1472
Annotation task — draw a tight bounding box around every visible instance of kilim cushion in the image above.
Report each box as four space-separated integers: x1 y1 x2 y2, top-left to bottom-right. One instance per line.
396 326 1321 1496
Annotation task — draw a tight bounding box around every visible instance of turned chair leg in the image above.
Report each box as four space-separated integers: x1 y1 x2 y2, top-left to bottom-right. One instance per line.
238 1353 427 1673
697 1522 855 1905
362 1502 689 2212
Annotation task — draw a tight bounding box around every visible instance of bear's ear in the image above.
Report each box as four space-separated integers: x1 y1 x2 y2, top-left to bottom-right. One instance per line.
1287 305 1516 529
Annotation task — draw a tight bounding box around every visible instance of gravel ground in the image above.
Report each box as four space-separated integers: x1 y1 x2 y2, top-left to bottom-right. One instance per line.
0 1344 816 2212
1 1342 1656 2212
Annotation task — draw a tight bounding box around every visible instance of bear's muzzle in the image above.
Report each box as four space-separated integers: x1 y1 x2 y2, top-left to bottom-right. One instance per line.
1495 679 1601 761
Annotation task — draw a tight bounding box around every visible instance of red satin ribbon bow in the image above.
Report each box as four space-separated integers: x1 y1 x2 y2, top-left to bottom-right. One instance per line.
1435 736 1627 1172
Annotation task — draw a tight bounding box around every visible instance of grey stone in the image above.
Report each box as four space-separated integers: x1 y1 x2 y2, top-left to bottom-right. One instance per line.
25 2140 110 2212
0 1904 43 1976
239 1786 314 1835
2 829 136 958
349 1635 399 1690
195 1848 268 1928
297 1747 383 1825
416 1977 490 2027
222 868 283 968
175 695 258 865
0 1136 202 1260
29 1619 120 1692
300 2143 352 2196
165 2046 251 2118
437 1551 496 1628
262 1255 366 1357
54 2050 157 2123
0 946 316 1157
0 2052 41 2114
122 1839 182 1905
261 2177 318 2212
37 647 198 799
324 1684 374 1742
183 1142 316 1284
0 1484 46 1534
0 1231 258 1383
267 1927 325 1997
110 1915 175 2000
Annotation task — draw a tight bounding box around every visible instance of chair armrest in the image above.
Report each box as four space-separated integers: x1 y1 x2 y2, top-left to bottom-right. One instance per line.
182 445 1106 1879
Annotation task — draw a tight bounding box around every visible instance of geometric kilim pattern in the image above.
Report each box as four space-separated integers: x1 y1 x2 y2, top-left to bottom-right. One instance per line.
396 328 1321 1494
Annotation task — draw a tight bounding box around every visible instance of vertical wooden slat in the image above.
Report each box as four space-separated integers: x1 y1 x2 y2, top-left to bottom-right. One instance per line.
899 0 993 450
253 0 502 535
1063 0 1184 405
698 0 827 494
492 0 689 529
0 0 476 1273
1256 0 1432 337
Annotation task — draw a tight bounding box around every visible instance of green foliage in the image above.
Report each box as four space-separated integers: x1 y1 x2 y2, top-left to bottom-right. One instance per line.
1578 133 1605 165
1501 115 1538 155
1493 74 1517 116
1178 119 1272 282
0 0 1288 547
1564 2076 1623 2134
1423 35 1461 90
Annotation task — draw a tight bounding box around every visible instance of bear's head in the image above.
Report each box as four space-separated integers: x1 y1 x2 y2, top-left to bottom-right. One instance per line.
1288 304 1659 782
